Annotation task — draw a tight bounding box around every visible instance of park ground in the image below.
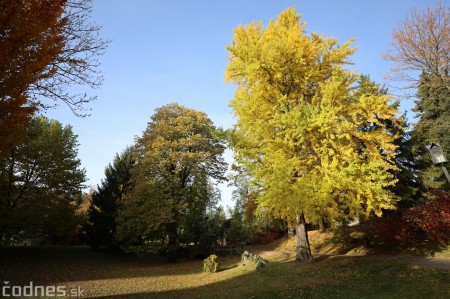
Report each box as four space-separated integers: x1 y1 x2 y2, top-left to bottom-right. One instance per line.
1 228 449 298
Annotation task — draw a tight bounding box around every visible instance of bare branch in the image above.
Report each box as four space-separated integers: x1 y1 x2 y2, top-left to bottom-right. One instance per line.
384 0 450 92
31 0 110 115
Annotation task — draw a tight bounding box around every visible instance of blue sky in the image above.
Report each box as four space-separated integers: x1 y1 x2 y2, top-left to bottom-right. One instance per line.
44 0 437 207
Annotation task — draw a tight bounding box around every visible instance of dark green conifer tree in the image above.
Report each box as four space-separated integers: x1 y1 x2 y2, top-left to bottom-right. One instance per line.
86 146 134 248
412 74 450 190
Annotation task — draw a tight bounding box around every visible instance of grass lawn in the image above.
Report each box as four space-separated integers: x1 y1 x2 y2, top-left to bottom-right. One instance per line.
0 245 449 298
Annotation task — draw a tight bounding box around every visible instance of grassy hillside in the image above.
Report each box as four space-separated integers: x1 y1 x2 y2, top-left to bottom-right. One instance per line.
249 227 450 258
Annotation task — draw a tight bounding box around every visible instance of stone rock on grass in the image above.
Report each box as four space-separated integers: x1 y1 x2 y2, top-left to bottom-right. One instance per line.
241 251 268 270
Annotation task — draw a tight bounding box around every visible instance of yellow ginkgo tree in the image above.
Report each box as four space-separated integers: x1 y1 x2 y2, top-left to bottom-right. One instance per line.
225 7 401 262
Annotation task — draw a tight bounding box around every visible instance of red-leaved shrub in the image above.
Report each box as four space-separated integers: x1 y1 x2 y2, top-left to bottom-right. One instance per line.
373 210 411 246
374 190 450 246
403 190 450 244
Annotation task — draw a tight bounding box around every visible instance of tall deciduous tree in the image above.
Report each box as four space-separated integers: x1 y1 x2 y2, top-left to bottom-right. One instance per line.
86 146 134 249
225 8 400 261
0 117 86 241
117 103 226 261
0 0 108 157
384 0 450 91
178 177 222 253
0 0 66 157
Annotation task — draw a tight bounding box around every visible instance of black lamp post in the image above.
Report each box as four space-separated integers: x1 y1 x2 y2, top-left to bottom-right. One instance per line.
425 143 450 185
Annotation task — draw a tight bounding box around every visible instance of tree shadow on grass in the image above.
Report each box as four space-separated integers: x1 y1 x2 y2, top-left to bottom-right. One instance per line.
87 256 450 299
1 243 448 298
394 240 450 257
0 246 215 286
314 226 450 258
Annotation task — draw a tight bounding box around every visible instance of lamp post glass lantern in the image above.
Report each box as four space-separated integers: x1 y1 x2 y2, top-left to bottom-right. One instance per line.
426 143 450 185
425 143 448 165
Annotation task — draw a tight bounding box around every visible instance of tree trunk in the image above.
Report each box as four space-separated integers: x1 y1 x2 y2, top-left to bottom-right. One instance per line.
318 217 326 232
287 221 295 237
166 221 178 263
295 213 313 262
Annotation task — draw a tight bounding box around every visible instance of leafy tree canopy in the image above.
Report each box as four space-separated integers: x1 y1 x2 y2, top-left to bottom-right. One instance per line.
0 117 86 242
117 103 227 260
225 7 401 260
0 0 66 157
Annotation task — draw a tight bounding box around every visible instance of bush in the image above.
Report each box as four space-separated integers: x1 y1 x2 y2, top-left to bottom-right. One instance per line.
374 189 450 246
203 254 219 273
373 210 410 247
402 190 450 244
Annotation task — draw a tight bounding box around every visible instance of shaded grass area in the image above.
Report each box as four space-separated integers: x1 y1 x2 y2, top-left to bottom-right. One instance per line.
0 246 449 298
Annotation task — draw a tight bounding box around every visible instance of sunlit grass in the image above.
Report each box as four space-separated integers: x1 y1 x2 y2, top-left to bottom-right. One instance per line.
0 246 449 298
252 228 450 258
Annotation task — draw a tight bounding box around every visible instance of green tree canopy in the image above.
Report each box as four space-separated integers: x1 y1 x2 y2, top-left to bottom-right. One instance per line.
117 103 227 260
413 74 450 190
86 146 134 249
0 117 86 242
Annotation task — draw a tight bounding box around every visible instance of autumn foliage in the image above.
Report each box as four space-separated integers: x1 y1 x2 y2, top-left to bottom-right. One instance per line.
374 190 450 246
0 0 66 156
0 0 66 98
225 7 401 261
